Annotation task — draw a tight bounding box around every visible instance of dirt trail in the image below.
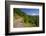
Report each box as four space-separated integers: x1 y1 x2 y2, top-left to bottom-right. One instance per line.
14 17 24 28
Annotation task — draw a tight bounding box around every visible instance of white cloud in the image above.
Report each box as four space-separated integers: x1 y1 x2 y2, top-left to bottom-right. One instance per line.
26 13 39 16
32 13 36 15
31 13 39 16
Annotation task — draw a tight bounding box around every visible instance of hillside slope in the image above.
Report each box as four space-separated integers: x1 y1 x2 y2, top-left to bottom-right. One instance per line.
13 8 39 27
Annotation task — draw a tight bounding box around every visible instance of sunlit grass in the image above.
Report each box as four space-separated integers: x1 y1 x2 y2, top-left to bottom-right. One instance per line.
23 23 37 27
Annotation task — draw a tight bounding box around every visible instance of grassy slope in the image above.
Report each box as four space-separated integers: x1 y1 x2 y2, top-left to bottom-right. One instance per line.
14 8 39 27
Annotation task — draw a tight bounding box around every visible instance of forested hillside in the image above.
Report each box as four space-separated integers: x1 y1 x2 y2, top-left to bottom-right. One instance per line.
13 8 39 27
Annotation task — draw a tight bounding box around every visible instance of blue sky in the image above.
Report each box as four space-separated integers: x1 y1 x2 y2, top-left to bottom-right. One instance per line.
20 8 39 16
